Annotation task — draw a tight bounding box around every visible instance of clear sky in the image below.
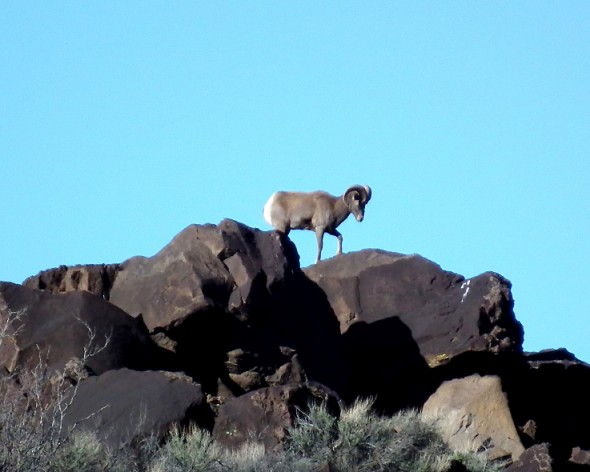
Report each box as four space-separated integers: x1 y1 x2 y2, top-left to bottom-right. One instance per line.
2 3 589 362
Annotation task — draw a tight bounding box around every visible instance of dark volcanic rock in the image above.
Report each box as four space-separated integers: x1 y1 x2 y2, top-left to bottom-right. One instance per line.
303 249 524 410
104 220 316 400
503 351 590 468
23 264 120 300
9 219 590 466
0 282 161 375
109 225 234 331
108 219 300 332
505 444 553 472
18 220 305 398
304 250 523 361
212 382 341 452
62 369 210 447
217 219 300 316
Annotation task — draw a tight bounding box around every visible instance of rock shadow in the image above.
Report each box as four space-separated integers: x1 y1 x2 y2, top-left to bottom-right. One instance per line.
164 268 345 401
262 269 347 395
166 308 235 395
341 316 433 413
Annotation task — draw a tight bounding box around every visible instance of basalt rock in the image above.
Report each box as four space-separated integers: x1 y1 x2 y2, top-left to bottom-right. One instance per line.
0 282 163 375
504 444 553 472
304 250 523 361
109 225 234 332
108 219 300 332
5 221 590 471
503 350 590 469
97 220 324 400
62 368 210 447
212 382 341 452
23 264 120 300
304 250 524 410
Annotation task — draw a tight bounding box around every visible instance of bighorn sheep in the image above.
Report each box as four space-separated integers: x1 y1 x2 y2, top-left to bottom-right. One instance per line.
263 185 372 263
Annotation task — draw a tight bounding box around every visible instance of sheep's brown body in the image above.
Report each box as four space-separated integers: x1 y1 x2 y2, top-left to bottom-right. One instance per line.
263 185 372 263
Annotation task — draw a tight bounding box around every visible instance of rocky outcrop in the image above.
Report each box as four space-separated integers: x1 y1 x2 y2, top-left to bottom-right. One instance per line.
3 220 589 471
23 263 120 300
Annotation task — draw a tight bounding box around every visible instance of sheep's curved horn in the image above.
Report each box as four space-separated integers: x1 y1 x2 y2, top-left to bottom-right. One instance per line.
345 185 371 203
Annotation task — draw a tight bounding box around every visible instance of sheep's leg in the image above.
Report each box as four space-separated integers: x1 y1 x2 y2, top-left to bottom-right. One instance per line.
327 229 343 256
274 223 290 238
315 227 325 263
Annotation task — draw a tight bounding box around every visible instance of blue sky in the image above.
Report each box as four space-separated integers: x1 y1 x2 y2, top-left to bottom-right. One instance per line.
2 3 589 362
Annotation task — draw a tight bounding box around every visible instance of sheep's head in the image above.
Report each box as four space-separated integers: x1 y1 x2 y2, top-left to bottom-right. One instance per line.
343 185 372 222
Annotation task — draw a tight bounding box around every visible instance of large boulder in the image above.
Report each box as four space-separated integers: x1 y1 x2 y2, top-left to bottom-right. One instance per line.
0 282 162 375
212 382 341 452
304 250 524 409
109 225 234 331
422 374 525 462
25 221 300 331
62 369 210 447
107 219 300 332
304 250 523 360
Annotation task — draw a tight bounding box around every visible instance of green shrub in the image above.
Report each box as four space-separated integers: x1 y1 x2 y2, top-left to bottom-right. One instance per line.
450 452 504 472
285 398 497 472
220 442 293 472
330 400 449 472
149 425 221 472
333 397 393 470
286 402 338 463
50 430 107 472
